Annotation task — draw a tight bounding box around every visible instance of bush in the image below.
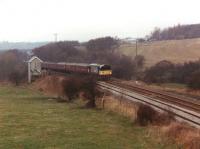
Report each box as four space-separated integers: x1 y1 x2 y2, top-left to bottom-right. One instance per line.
62 77 82 101
136 104 174 126
144 60 174 83
86 36 119 53
112 55 136 79
143 60 200 89
81 77 99 108
62 76 99 107
9 65 27 86
0 50 27 85
153 112 174 126
187 70 200 89
136 104 157 126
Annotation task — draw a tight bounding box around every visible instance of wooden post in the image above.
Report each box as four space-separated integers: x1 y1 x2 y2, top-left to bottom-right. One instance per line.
28 62 31 83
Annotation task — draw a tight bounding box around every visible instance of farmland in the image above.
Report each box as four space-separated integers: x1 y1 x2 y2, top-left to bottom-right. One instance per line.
119 38 200 67
0 85 177 149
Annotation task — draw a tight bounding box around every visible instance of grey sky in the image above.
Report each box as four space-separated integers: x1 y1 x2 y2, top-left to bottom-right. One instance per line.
0 0 199 42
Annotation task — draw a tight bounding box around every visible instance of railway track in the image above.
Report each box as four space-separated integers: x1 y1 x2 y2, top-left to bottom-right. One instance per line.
108 79 200 113
97 80 200 128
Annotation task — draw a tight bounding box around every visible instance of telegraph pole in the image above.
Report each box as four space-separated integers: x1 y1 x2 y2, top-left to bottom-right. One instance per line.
135 39 138 57
135 38 138 80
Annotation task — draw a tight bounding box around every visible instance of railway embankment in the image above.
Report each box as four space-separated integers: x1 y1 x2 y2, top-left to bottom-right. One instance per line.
98 80 200 127
96 93 139 120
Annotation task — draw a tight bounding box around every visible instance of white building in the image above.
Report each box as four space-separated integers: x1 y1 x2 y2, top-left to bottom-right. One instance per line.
27 56 43 83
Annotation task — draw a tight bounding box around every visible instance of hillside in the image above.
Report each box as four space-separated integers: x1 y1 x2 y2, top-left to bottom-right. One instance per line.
119 38 200 67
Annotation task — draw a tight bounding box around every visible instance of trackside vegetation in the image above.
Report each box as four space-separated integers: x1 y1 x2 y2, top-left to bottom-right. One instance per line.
0 85 178 149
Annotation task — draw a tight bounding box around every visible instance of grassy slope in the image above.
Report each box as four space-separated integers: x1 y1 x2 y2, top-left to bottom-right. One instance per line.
119 38 200 67
0 85 177 149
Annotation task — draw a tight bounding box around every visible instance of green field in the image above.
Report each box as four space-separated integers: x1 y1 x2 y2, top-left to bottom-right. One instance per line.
0 85 177 149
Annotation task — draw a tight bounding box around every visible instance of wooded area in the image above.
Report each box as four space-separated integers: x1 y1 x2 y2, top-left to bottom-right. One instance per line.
149 24 200 40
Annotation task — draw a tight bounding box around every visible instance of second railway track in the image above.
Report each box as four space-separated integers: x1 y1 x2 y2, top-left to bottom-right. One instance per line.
107 79 200 113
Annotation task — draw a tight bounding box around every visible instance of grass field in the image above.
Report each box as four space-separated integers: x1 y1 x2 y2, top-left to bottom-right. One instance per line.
119 38 200 67
0 85 177 149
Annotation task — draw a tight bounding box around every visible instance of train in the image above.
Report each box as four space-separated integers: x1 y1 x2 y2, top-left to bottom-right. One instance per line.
41 62 112 79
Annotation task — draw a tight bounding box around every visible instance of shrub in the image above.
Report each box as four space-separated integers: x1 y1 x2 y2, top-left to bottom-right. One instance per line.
144 60 174 83
136 104 157 126
143 60 200 89
62 76 99 107
153 112 174 126
136 104 174 126
112 55 135 79
187 70 200 89
81 77 99 108
0 50 27 85
86 36 119 53
62 77 82 101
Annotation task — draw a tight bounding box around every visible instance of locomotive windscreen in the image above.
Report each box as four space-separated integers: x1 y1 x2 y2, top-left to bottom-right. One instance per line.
100 65 111 70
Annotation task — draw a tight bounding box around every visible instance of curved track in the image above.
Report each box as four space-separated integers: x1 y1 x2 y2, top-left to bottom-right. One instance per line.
107 79 200 113
97 79 200 128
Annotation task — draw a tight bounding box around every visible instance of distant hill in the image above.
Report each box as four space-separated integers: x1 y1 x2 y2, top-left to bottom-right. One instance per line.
149 23 200 41
119 38 200 67
0 42 49 50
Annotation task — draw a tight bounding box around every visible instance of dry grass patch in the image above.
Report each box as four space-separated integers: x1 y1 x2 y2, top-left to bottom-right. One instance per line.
96 94 138 120
162 122 200 149
33 75 66 97
119 38 200 67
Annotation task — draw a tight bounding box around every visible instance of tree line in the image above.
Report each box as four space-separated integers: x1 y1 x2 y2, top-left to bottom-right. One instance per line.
33 37 144 80
149 24 200 41
144 60 200 89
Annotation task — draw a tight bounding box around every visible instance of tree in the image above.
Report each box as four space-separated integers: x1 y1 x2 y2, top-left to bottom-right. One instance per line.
134 55 145 68
86 36 119 53
62 77 82 101
187 70 200 89
112 55 135 79
150 27 161 40
33 41 83 62
0 50 27 85
81 77 98 108
148 23 200 41
144 60 174 83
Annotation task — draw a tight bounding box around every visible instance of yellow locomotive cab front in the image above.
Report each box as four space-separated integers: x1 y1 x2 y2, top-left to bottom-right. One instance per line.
99 70 112 75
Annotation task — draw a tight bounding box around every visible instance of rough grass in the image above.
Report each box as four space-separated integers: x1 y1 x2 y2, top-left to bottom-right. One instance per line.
0 85 178 149
119 38 200 67
162 122 200 149
154 83 187 89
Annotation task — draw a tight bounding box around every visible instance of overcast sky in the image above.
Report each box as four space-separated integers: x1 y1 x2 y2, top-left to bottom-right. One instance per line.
0 0 200 42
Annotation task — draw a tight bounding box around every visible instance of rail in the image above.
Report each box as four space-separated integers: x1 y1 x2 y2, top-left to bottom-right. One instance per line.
97 81 200 128
108 79 200 113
